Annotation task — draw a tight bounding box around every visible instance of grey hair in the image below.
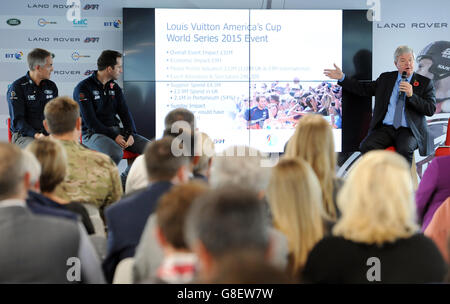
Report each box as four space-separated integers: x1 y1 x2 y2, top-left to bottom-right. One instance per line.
394 45 415 62
164 108 196 132
193 132 215 174
209 146 271 192
22 150 41 186
184 186 270 257
27 48 52 71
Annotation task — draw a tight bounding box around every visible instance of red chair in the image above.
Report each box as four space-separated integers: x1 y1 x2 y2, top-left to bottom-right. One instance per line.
434 117 450 157
80 132 139 165
7 118 12 143
122 150 140 166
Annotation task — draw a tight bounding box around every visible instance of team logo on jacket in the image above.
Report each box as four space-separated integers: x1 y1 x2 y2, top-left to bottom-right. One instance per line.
44 90 53 94
27 95 36 100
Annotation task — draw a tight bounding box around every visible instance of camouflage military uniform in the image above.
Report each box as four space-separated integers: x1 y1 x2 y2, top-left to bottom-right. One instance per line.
54 140 123 210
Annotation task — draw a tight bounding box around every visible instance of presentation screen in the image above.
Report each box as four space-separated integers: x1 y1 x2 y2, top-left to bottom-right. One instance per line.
130 9 343 152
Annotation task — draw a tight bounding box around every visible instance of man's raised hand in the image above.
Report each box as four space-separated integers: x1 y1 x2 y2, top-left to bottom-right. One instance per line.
324 64 344 80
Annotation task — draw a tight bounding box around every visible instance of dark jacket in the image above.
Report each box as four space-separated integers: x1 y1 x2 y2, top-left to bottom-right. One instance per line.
103 181 173 283
73 71 136 139
339 72 436 156
7 72 58 137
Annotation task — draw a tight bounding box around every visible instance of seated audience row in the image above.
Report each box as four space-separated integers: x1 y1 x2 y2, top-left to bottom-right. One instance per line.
2 99 449 284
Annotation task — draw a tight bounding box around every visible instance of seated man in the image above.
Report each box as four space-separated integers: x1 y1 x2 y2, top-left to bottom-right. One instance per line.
185 186 273 283
324 45 436 164
43 96 123 214
103 137 191 283
144 181 209 283
73 50 149 165
7 48 57 148
0 143 104 283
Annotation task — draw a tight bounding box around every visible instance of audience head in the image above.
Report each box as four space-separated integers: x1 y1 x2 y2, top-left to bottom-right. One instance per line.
285 114 337 220
209 146 270 195
193 132 215 179
185 186 271 279
144 137 191 183
205 250 293 284
21 150 42 192
163 108 196 137
26 139 67 194
156 181 209 251
0 143 27 200
334 150 417 245
266 158 325 276
44 96 80 136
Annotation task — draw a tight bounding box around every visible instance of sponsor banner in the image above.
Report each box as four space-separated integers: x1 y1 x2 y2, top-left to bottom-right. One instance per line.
0 29 121 50
0 1 122 16
0 62 97 82
1 49 102 64
0 16 122 31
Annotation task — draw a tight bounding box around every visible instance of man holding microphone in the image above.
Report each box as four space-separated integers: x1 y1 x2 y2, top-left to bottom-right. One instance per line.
324 45 436 164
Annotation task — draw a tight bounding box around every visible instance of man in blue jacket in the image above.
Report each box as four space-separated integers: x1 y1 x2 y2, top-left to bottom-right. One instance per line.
102 137 192 283
73 50 149 165
7 48 58 148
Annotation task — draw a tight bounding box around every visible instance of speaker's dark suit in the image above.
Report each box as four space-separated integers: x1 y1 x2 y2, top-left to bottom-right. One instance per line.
339 71 436 157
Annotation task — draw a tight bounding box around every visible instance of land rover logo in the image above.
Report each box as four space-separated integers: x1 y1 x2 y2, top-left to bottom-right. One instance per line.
7 18 21 26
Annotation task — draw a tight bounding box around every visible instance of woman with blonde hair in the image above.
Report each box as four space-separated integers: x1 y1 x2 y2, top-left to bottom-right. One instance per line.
285 114 341 220
26 138 94 234
302 151 446 283
266 158 325 277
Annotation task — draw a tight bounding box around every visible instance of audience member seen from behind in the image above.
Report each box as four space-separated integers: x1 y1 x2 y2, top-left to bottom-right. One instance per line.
143 181 209 283
205 250 293 284
132 131 214 282
103 137 191 283
285 114 342 221
415 154 450 231
266 158 325 278
302 151 447 283
126 107 196 194
26 138 95 234
43 96 122 215
0 143 104 283
192 132 215 182
23 150 87 226
207 145 288 269
185 186 272 283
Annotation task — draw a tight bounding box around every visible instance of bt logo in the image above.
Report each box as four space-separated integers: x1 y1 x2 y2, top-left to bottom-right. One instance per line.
104 20 121 28
5 51 23 60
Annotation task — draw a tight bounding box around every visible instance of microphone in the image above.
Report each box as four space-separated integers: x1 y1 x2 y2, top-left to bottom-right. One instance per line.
399 71 407 99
